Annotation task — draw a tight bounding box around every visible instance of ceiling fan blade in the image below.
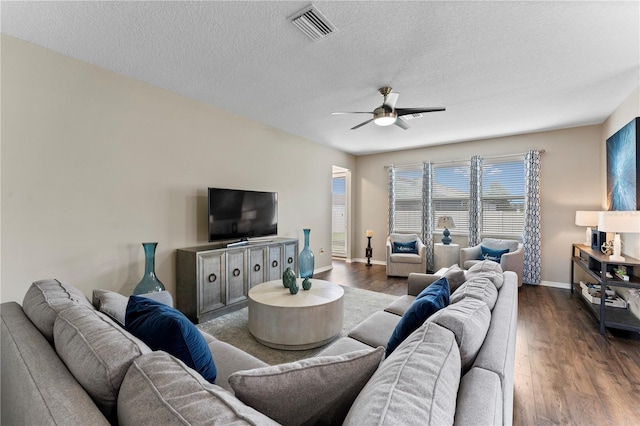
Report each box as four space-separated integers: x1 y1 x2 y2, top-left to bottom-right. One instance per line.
351 118 374 130
384 92 399 109
394 117 410 130
396 107 446 117
332 111 373 115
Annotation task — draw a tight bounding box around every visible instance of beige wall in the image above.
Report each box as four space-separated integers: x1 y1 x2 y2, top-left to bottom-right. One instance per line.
601 86 640 260
354 125 604 286
1 36 355 302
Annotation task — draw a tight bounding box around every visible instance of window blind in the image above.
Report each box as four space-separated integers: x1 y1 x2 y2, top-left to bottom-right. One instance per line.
481 156 525 237
392 164 423 234
432 161 470 234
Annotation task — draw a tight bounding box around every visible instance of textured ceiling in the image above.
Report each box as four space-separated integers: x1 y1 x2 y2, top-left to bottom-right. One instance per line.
2 1 639 155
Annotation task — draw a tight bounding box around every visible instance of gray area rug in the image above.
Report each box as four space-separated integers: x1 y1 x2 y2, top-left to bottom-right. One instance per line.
197 285 398 365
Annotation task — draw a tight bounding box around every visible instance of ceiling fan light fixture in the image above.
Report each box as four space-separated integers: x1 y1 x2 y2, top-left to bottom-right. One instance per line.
374 115 396 126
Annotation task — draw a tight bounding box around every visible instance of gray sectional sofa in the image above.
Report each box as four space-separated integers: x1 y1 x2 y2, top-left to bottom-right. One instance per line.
0 260 518 425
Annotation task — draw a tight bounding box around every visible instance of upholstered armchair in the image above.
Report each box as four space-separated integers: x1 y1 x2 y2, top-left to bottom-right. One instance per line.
460 238 524 286
386 233 427 277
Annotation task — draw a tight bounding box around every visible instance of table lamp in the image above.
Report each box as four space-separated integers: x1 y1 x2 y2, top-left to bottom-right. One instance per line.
575 211 600 246
597 211 640 262
436 216 455 245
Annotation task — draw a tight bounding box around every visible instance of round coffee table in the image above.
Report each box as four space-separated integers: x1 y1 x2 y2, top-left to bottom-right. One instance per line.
248 279 344 350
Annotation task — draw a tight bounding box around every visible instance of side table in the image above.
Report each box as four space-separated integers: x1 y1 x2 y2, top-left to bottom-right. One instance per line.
434 243 460 271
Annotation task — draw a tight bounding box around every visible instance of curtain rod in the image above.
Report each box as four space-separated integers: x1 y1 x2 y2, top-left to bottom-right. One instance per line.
384 149 545 169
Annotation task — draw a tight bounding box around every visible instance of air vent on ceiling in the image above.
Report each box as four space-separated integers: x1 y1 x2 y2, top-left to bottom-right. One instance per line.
403 113 424 120
290 5 337 41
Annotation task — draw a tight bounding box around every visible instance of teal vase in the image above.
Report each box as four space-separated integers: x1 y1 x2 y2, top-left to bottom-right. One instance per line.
133 242 165 295
289 279 299 295
299 229 315 278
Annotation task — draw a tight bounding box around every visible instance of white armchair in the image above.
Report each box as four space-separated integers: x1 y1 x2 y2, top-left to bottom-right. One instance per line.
460 238 524 286
386 233 427 277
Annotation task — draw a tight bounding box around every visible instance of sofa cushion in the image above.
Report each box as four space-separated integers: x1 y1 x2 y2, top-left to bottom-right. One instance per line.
53 305 151 421
92 289 129 326
23 279 94 344
348 311 402 348
229 347 384 426
386 277 450 357
125 296 217 383
118 351 279 426
206 339 269 392
480 245 510 262
466 259 505 290
392 240 418 254
455 367 503 426
384 294 416 316
390 252 423 264
427 297 491 372
344 322 461 426
450 276 499 310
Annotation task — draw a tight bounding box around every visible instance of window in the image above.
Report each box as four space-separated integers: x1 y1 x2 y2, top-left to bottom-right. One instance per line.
481 157 525 237
331 175 347 256
432 162 470 235
391 165 423 234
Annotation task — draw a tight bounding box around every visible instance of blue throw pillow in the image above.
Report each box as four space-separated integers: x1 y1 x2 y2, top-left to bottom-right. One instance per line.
480 246 510 262
125 295 217 383
385 277 450 357
392 241 418 254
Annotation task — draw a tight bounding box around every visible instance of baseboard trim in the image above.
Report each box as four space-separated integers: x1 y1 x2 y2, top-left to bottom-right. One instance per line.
352 258 386 266
536 280 572 290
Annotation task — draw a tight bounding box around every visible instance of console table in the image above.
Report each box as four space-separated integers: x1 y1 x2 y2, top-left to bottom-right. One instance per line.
176 238 298 323
570 244 640 335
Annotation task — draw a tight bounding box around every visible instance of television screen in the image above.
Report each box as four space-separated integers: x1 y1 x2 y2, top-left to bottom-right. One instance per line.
208 188 278 242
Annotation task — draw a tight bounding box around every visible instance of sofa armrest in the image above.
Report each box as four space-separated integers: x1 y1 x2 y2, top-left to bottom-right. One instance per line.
460 245 481 265
407 273 441 296
500 245 524 286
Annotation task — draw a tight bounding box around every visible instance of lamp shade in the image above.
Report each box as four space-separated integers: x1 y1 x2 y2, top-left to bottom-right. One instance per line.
575 211 600 226
597 211 640 233
437 216 455 229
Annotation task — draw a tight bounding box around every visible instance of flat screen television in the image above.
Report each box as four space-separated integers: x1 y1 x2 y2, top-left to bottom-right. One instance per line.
208 188 278 243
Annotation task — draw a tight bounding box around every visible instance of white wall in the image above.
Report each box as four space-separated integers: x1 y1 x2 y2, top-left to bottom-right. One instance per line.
0 35 355 302
601 86 640 260
354 125 604 285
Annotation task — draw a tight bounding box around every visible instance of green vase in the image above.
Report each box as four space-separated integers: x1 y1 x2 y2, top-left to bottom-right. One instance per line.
283 267 296 288
289 280 299 294
302 277 312 290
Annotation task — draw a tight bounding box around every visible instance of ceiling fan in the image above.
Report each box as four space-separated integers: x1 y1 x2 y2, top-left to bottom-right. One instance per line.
332 87 445 130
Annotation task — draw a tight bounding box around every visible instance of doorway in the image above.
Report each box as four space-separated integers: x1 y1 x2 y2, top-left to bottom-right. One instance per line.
332 166 350 259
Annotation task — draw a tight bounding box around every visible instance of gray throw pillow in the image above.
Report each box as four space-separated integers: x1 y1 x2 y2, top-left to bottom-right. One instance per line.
344 322 460 426
466 260 505 289
92 289 129 326
427 297 491 372
450 276 499 310
23 279 94 344
54 305 151 421
442 264 466 293
118 352 279 426
229 347 385 425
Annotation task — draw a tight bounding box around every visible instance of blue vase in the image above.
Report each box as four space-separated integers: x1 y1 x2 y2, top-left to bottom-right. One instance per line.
299 229 315 278
133 242 166 295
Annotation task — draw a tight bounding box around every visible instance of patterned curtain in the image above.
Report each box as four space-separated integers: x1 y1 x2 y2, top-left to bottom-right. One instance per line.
422 162 434 271
468 155 483 247
388 165 396 235
523 150 541 284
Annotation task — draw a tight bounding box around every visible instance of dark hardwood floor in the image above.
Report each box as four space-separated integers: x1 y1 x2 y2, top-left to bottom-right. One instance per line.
316 260 640 426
